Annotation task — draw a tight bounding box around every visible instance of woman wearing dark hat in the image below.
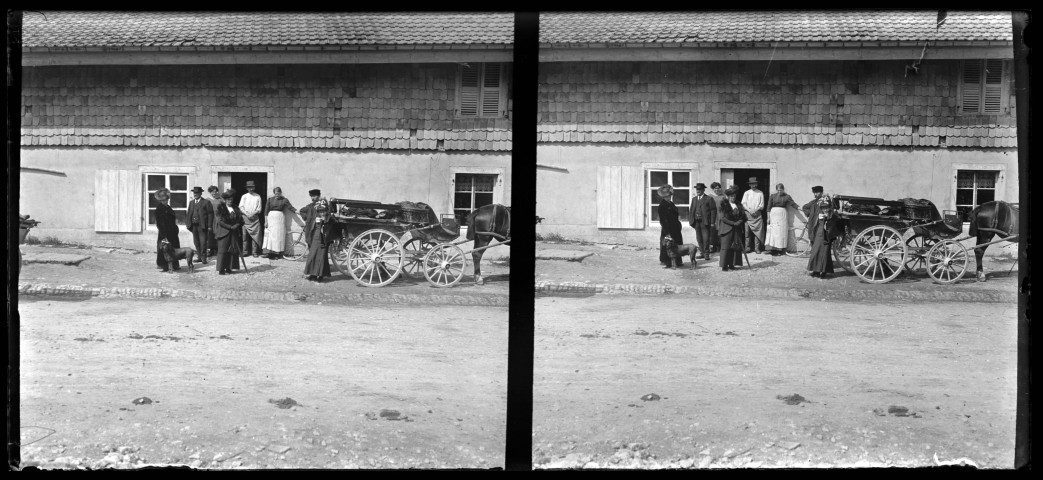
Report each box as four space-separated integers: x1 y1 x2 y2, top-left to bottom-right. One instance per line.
213 189 245 275
718 186 746 271
153 187 182 272
298 189 324 248
657 184 685 268
304 203 338 282
261 187 304 259
806 195 840 278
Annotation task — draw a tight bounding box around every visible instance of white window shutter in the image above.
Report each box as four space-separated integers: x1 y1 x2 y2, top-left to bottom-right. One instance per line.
95 170 142 232
458 64 480 117
597 166 644 229
960 60 982 113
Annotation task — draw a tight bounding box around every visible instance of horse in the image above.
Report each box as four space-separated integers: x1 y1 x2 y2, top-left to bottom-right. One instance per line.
465 204 511 285
966 200 1019 282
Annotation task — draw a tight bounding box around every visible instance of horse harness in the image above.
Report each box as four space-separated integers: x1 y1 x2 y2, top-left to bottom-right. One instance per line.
475 205 511 242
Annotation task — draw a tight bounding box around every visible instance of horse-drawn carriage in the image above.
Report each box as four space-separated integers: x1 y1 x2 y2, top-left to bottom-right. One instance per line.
311 198 510 288
829 195 1018 284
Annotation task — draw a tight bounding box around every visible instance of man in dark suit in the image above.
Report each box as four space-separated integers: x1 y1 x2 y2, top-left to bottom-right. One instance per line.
297 189 323 247
688 183 717 260
186 186 214 264
206 185 222 256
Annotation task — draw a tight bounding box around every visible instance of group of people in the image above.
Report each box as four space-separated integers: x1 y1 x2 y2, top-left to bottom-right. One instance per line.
152 182 341 282
657 179 839 277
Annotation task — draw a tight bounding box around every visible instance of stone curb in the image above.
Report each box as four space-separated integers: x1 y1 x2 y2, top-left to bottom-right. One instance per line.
534 281 1017 304
17 283 509 307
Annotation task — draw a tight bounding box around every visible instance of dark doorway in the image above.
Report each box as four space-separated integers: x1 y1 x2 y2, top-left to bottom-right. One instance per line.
731 168 771 204
217 172 268 209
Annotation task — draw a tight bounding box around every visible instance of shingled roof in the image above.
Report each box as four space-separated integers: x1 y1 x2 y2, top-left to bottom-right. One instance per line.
23 11 513 48
540 11 1013 44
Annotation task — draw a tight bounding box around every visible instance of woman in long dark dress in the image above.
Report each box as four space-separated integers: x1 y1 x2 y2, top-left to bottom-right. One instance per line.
807 196 839 278
304 205 337 282
657 184 685 268
718 186 746 271
214 190 244 275
154 187 181 272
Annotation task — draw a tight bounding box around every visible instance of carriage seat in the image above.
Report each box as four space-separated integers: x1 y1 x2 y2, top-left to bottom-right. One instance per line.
424 218 460 243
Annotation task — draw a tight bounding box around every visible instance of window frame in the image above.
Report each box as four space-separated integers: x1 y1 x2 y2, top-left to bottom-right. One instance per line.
455 62 509 119
452 171 501 224
951 163 1006 224
647 169 693 226
958 59 1011 115
141 167 195 231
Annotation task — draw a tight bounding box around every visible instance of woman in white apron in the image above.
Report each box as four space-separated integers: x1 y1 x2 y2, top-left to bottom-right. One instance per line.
764 183 801 256
262 187 305 259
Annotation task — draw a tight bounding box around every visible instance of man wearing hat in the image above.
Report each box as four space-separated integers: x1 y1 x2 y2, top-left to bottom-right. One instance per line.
238 180 264 257
802 186 826 219
688 183 717 260
298 189 324 248
214 189 244 275
206 186 222 257
741 177 766 254
186 186 214 264
708 182 724 253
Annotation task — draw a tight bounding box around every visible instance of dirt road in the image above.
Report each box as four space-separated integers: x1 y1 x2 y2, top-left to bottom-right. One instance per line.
533 296 1018 469
17 298 508 469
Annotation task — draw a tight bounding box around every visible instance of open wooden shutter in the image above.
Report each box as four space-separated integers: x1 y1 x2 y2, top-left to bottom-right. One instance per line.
95 170 142 232
982 59 1005 114
596 166 644 229
458 64 480 117
960 60 982 113
481 63 504 118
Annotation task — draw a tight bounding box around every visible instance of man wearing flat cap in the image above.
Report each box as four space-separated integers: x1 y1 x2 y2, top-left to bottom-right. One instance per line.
741 177 766 254
802 185 826 219
298 189 324 248
238 180 264 257
688 183 717 260
186 186 214 264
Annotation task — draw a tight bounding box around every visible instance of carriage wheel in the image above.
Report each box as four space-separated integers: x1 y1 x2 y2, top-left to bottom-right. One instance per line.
329 236 350 274
903 234 937 275
342 229 405 287
423 243 466 288
849 226 908 284
831 232 856 272
926 240 969 284
402 237 435 278
784 224 812 257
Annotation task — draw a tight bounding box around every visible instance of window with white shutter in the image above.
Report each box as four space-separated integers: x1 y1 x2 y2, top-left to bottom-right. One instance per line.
959 60 1010 115
457 63 508 118
94 170 143 232
596 166 645 229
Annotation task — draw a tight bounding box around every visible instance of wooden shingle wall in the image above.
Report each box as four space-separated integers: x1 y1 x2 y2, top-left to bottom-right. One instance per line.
21 64 512 151
537 60 1017 147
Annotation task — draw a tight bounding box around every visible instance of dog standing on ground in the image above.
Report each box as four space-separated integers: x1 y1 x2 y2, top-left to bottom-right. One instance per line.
661 237 698 269
159 239 195 272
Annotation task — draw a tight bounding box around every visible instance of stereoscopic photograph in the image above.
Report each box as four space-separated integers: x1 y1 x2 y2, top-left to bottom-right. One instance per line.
15 11 513 469
533 10 1022 469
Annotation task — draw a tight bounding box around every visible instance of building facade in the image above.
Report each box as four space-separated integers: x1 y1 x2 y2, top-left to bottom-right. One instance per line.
536 11 1018 245
19 12 513 249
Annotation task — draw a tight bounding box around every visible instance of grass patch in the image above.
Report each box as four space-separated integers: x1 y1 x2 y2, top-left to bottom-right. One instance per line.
22 235 41 245
541 232 567 242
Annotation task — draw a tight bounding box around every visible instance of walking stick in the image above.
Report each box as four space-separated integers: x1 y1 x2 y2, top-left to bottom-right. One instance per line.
231 234 250 274
734 229 752 269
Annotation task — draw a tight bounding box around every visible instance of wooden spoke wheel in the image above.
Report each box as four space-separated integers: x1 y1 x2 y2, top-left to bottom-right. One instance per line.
785 225 812 257
831 232 856 272
422 243 467 288
849 225 908 284
341 229 405 287
926 239 969 284
402 237 435 278
903 234 937 275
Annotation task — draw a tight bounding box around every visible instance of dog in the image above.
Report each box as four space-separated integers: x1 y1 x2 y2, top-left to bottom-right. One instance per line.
661 236 698 269
159 239 195 272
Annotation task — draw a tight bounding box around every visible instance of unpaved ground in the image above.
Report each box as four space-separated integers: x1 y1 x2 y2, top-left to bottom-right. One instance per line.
533 296 1018 469
17 298 507 469
535 240 1019 296
18 244 510 296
